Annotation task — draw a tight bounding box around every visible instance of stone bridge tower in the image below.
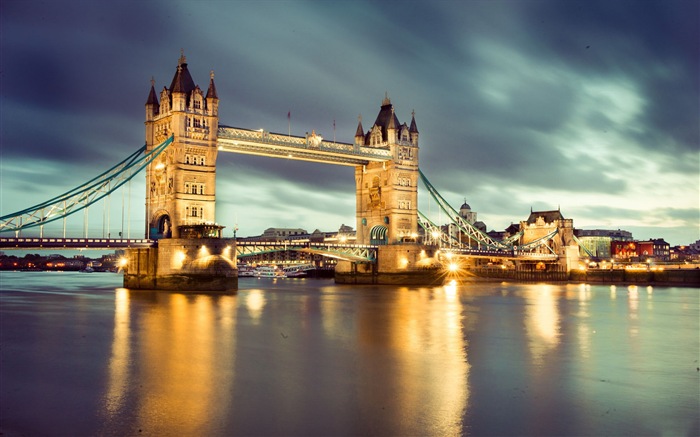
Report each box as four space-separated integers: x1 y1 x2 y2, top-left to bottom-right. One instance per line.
144 53 219 238
354 95 419 245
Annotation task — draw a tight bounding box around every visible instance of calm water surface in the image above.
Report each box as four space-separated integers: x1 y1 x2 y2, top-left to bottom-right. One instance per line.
1 271 698 436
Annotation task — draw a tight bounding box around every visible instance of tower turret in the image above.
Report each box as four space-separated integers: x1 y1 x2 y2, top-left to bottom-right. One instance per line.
354 114 364 147
145 78 159 121
144 52 220 239
387 107 398 144
409 110 419 147
355 95 419 245
206 70 219 117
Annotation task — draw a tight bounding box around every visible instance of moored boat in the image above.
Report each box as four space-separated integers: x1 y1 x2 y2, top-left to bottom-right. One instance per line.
237 265 255 277
255 266 283 278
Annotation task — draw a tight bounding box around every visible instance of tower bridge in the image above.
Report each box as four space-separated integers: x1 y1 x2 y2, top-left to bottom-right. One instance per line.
0 53 579 290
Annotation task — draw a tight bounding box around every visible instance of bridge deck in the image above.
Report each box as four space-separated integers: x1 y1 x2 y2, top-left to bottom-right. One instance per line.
0 237 154 249
217 126 392 166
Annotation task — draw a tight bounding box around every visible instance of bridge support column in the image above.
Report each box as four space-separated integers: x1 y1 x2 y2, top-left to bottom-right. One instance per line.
335 244 442 285
123 237 238 292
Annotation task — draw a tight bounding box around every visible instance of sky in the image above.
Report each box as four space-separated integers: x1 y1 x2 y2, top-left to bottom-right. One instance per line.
1 0 698 247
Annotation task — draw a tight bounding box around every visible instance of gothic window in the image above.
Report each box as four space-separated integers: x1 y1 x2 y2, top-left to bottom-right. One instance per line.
185 183 190 193
192 207 198 217
200 156 206 166
199 184 204 195
370 126 382 146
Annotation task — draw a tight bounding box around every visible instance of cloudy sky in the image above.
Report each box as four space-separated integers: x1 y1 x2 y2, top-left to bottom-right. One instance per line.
1 0 698 246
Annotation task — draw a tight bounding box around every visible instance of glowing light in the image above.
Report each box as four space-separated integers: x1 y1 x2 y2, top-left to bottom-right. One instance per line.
118 257 128 268
174 251 187 270
448 262 459 272
154 162 165 170
199 245 209 257
399 257 409 268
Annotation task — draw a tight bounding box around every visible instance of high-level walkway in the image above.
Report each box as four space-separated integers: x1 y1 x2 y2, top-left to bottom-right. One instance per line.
217 126 392 166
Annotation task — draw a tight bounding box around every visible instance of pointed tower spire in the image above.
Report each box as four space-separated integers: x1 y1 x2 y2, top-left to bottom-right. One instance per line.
145 76 159 120
382 91 391 106
354 114 365 146
206 70 218 99
355 114 364 137
408 109 419 147
409 109 419 133
146 77 159 105
388 107 397 129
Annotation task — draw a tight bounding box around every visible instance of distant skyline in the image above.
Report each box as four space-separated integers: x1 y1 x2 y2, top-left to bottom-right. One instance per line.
1 0 698 246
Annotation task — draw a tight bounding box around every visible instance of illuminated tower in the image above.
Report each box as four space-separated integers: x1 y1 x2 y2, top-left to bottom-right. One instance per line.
144 52 219 238
354 95 419 245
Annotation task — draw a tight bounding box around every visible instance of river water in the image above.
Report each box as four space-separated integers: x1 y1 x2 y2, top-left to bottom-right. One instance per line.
0 271 698 436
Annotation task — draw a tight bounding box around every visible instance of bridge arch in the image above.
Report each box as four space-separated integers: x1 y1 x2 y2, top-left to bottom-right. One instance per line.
369 225 388 245
150 210 171 239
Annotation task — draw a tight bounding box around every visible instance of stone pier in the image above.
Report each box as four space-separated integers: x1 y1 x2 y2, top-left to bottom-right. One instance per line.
335 244 443 285
123 237 237 292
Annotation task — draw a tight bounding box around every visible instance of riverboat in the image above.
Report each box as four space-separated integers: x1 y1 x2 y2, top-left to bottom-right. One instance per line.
255 266 283 278
237 265 255 277
282 264 315 278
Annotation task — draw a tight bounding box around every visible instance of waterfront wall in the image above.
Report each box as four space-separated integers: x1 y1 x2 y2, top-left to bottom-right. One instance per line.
569 268 700 286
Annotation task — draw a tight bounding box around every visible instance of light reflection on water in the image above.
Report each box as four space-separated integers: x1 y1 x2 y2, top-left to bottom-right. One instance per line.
0 272 698 436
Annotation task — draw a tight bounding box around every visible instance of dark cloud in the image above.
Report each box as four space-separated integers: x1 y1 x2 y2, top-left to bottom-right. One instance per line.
1 0 697 244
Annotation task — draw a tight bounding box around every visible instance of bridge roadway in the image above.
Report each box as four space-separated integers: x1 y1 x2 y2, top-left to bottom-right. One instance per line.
0 237 154 250
217 126 393 166
0 237 379 262
439 247 558 261
0 237 556 262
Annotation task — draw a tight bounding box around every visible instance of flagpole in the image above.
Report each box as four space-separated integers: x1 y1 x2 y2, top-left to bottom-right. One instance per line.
288 111 291 137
